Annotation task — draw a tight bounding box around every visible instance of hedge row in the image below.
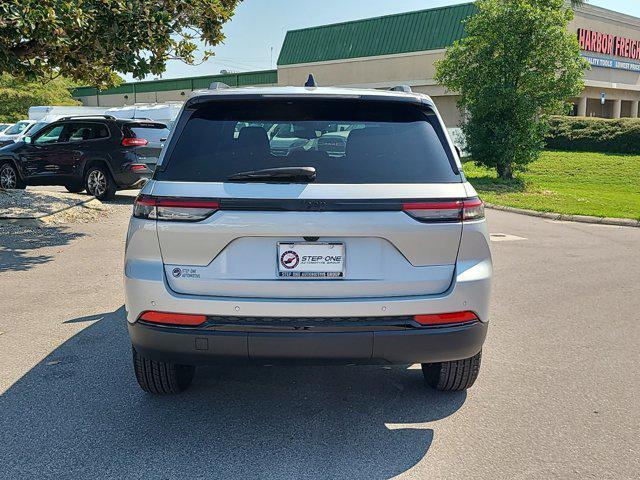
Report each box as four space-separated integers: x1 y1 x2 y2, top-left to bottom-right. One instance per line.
545 116 640 154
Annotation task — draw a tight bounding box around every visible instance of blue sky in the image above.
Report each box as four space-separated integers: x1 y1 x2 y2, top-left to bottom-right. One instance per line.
125 0 640 81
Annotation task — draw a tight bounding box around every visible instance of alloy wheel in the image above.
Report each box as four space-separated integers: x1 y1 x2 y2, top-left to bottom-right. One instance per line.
87 169 107 197
0 164 17 189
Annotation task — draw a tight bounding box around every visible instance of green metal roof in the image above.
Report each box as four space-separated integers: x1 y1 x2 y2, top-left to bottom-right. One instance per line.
72 70 278 98
278 3 476 66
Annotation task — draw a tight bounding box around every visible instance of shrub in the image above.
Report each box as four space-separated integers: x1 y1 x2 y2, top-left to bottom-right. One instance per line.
546 116 640 154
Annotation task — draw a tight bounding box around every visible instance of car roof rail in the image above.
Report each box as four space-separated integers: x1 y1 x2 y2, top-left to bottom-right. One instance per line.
58 114 117 121
209 82 231 90
389 85 413 93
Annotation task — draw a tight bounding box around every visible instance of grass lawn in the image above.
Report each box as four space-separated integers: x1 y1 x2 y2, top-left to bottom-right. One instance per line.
463 151 640 220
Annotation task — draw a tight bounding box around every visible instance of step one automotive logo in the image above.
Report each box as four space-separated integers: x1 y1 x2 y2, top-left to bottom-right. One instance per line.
171 267 201 279
280 251 300 269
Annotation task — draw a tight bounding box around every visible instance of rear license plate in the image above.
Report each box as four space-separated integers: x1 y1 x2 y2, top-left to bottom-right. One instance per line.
277 242 345 278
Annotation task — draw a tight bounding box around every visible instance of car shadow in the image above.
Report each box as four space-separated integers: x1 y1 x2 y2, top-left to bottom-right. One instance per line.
0 225 84 272
106 191 138 206
0 307 467 480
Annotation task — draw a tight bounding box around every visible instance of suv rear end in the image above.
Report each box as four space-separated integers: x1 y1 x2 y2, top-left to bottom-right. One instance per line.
110 120 169 190
124 86 492 394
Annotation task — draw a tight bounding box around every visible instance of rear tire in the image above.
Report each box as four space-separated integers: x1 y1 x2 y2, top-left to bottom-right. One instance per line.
132 347 195 394
65 183 85 193
84 165 116 200
0 161 26 189
422 350 482 391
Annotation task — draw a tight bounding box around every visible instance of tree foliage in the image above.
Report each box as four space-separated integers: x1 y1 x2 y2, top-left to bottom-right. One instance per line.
0 0 241 87
435 0 587 179
0 74 80 123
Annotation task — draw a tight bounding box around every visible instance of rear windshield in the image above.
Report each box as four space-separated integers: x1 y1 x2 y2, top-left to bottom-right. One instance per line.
125 123 169 143
157 100 459 184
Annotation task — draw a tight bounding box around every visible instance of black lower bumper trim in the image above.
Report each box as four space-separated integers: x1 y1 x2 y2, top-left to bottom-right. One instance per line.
128 320 488 366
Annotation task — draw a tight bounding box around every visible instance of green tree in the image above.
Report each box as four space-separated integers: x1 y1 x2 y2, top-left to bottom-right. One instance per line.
435 0 587 179
0 0 240 87
0 75 80 123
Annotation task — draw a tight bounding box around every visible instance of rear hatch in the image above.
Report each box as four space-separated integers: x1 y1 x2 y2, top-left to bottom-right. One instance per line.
122 122 170 171
147 98 466 299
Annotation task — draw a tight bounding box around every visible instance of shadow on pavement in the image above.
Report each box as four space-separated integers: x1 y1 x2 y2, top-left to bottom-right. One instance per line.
0 225 84 272
104 191 138 206
0 307 466 480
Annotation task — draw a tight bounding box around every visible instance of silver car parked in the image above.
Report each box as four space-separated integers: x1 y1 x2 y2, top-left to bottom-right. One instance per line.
124 84 492 394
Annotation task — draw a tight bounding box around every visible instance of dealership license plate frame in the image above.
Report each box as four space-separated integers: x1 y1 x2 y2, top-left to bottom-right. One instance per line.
277 242 345 279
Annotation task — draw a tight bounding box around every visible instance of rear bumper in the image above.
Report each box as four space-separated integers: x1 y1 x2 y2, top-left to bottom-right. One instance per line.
128 320 487 366
114 172 150 189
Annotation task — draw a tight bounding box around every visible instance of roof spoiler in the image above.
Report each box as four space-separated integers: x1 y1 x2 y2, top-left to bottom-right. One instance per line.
389 85 413 93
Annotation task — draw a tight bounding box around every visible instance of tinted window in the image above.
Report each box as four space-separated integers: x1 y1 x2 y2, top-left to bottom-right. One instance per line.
34 125 65 145
68 123 94 142
28 122 49 136
65 122 109 142
93 123 110 139
157 100 459 184
126 123 169 144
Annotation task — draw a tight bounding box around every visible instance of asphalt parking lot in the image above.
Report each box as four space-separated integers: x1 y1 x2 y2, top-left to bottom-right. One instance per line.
1 190 639 480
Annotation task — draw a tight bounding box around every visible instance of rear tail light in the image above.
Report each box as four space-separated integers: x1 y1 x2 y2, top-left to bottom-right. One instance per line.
122 137 148 147
413 311 478 326
133 195 219 221
128 163 149 172
139 311 206 326
402 198 484 222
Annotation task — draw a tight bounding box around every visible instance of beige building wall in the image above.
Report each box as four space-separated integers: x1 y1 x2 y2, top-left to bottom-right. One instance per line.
75 93 131 107
278 51 445 88
277 50 464 126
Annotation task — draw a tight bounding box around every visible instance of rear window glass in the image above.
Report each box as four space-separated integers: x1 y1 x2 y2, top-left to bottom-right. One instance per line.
127 124 169 144
157 100 459 184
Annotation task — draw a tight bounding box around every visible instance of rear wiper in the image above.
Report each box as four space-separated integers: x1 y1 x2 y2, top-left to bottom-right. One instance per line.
227 166 316 183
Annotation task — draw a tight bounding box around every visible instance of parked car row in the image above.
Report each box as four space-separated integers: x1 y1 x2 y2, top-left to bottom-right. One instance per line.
0 120 40 148
0 115 169 200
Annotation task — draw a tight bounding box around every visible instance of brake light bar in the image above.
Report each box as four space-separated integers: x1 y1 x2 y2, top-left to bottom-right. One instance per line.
413 311 478 326
402 198 484 222
133 195 219 221
139 311 206 326
122 137 148 147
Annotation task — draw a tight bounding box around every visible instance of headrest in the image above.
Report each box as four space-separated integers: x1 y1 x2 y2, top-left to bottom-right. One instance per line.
237 126 269 152
346 128 387 157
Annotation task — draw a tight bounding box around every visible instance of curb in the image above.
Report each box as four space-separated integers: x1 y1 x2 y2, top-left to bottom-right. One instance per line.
485 203 640 228
0 197 102 227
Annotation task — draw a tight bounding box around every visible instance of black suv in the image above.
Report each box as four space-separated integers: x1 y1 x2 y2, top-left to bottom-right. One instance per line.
0 115 169 200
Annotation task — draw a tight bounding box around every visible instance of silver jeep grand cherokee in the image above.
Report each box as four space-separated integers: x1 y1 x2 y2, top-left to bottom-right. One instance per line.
124 84 492 394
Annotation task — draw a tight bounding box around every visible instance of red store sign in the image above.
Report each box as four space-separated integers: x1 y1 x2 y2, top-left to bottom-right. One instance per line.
578 28 640 61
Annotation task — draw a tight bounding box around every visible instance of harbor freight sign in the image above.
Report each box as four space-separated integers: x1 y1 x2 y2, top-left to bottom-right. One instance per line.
582 55 640 73
578 28 640 60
